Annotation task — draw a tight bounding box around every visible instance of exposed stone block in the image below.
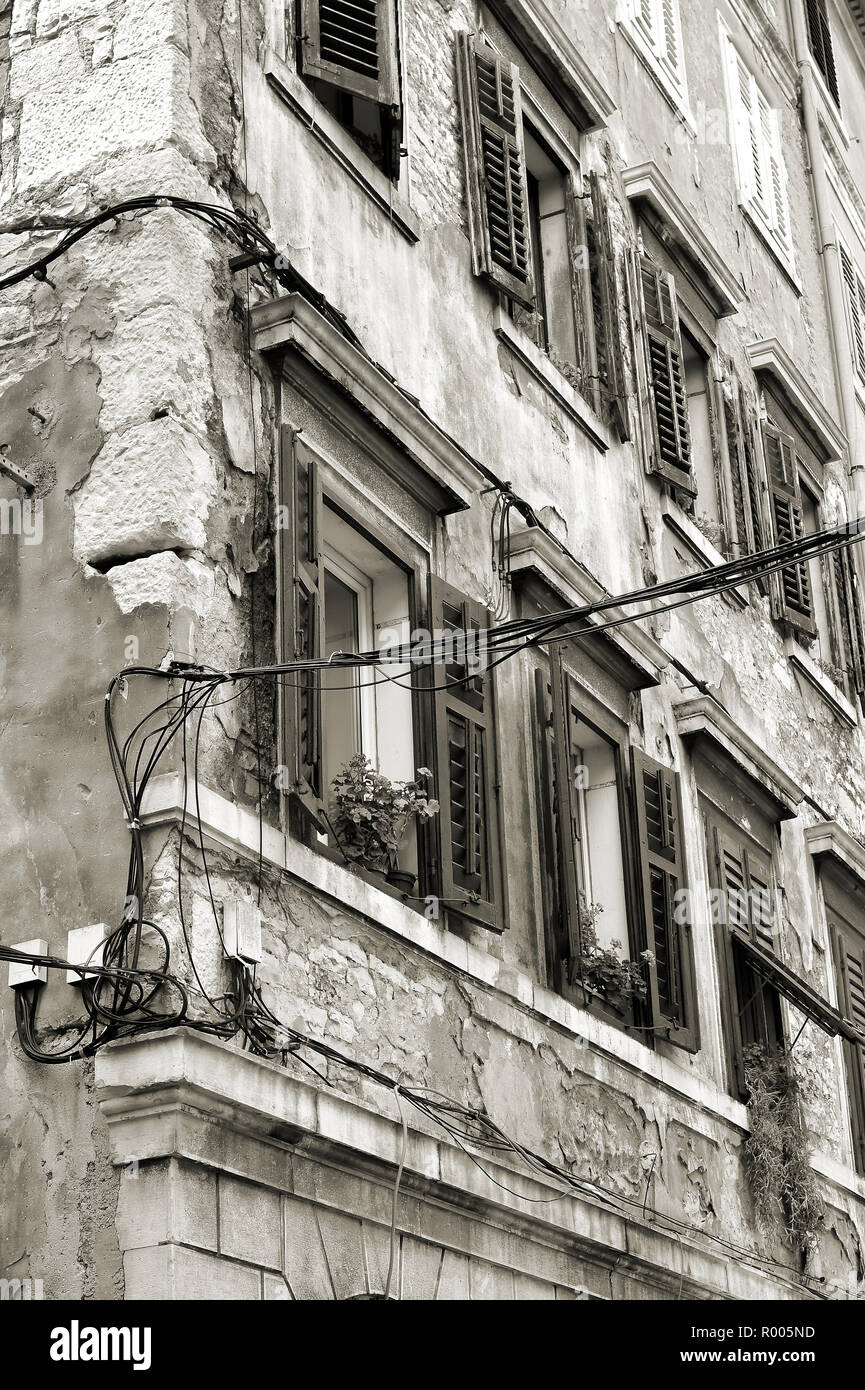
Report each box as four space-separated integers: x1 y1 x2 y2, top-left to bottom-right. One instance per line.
218 1175 282 1270
73 416 216 566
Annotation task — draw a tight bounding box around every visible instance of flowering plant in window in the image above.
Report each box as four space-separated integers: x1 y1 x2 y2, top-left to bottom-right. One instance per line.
329 754 439 876
573 898 654 1004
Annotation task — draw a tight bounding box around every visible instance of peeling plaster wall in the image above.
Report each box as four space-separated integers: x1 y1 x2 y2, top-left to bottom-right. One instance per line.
2 0 865 1298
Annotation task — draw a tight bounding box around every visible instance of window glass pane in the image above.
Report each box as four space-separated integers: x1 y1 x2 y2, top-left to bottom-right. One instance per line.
571 712 628 952
323 570 361 788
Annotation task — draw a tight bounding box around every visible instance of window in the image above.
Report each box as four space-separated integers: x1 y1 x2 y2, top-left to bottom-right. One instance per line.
620 0 689 108
295 0 402 179
830 539 865 712
705 810 784 1097
761 420 816 637
828 904 865 1174
805 0 840 107
721 31 793 268
457 32 630 438
534 647 698 1046
278 428 503 926
637 253 694 495
509 124 579 372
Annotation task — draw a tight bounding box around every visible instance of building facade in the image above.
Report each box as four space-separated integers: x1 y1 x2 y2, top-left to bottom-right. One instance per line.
3 0 865 1299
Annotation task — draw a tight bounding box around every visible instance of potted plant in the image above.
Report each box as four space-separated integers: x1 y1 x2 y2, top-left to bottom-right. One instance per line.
328 754 440 892
572 898 654 1008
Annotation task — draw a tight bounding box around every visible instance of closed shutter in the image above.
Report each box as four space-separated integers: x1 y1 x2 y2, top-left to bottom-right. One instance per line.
659 0 685 91
633 749 697 1049
534 652 582 986
456 32 535 310
830 915 865 1174
726 46 761 204
589 173 630 441
762 422 815 635
839 245 865 382
278 427 326 827
725 381 769 586
832 545 865 712
430 577 502 929
758 93 791 249
638 255 694 493
299 0 399 106
806 0 840 107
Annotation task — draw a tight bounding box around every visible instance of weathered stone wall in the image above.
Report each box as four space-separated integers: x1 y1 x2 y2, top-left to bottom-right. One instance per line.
2 0 865 1298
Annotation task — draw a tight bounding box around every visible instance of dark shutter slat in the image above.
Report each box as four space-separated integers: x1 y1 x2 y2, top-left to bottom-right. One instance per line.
763 422 815 632
639 255 693 491
430 576 502 930
805 0 840 106
588 173 630 440
300 0 399 106
456 32 535 309
633 748 697 1050
278 427 327 828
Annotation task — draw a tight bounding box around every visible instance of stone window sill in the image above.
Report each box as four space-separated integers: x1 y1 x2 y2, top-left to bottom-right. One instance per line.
262 47 420 246
493 306 610 454
740 202 802 296
660 494 748 607
785 636 858 728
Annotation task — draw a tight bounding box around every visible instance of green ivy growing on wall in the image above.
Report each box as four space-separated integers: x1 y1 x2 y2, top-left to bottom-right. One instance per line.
743 1047 824 1254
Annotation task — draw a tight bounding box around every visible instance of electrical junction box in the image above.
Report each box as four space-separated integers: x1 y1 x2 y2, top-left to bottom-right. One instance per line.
7 939 48 988
222 899 262 964
66 923 109 985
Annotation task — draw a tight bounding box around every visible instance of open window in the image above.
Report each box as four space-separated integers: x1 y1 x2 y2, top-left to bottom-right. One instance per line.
706 809 784 1098
296 0 403 179
534 646 697 1045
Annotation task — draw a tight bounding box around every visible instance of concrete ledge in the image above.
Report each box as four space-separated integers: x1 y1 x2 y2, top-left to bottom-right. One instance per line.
95 1028 813 1300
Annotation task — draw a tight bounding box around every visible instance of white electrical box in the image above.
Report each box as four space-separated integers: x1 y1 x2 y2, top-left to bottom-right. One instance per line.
222 899 262 964
7 939 48 988
66 923 109 984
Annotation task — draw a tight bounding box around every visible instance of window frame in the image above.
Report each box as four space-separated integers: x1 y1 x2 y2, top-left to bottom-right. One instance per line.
719 21 795 275
826 895 865 1176
618 0 693 128
703 802 785 1098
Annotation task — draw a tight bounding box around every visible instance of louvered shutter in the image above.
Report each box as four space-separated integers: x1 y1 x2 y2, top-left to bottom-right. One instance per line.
758 94 791 250
589 174 630 442
430 577 502 929
279 427 326 827
659 0 685 92
725 44 760 204
832 545 865 712
299 0 399 106
534 654 582 986
638 255 694 493
840 245 865 382
456 32 535 310
830 916 865 1174
633 749 697 1049
712 824 783 1092
725 382 768 572
762 423 815 634
806 0 840 107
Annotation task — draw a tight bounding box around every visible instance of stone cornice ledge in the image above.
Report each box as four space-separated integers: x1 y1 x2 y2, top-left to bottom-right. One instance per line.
747 339 847 464
251 293 479 514
485 0 616 132
622 162 744 319
94 1028 807 1301
806 820 865 885
507 525 670 687
675 695 805 820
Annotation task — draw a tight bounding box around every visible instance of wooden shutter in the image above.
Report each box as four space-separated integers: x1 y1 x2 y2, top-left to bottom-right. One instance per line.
832 545 865 712
299 0 399 106
279 427 326 827
430 577 502 929
659 0 685 92
830 915 865 1174
456 32 535 310
762 422 815 635
725 45 760 205
757 93 790 249
840 245 865 383
534 654 582 986
806 0 840 107
633 749 697 1049
589 174 630 442
638 255 694 493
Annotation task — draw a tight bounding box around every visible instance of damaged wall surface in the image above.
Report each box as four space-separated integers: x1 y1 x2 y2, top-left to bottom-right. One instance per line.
3 0 865 1300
